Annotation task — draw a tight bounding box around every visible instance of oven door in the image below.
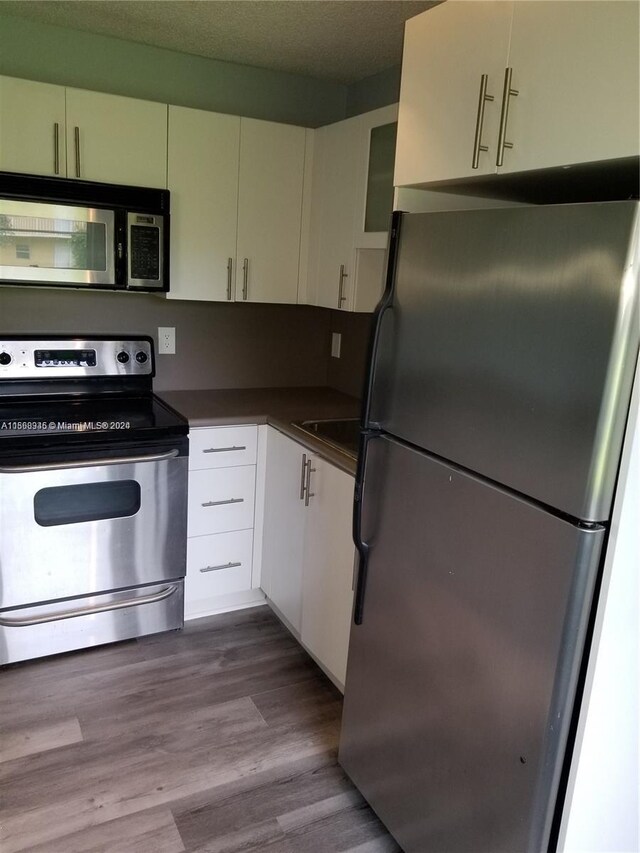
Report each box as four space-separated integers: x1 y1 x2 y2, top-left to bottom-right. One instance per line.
0 443 187 610
0 198 115 287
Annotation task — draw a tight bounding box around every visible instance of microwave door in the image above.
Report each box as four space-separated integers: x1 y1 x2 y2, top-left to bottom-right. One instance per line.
0 199 115 287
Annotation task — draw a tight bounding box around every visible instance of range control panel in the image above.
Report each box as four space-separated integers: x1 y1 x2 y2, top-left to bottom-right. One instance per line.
0 338 153 379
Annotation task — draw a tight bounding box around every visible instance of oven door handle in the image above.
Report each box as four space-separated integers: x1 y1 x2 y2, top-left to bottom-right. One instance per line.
0 584 179 627
0 448 180 474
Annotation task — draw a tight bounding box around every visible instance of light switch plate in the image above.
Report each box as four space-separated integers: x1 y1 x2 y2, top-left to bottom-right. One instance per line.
158 327 176 355
331 332 341 359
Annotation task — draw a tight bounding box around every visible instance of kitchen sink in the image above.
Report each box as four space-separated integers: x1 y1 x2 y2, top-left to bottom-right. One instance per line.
292 418 361 458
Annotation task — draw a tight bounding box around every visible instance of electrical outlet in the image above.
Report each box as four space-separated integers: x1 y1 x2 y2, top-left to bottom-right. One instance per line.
331 332 341 359
158 327 176 355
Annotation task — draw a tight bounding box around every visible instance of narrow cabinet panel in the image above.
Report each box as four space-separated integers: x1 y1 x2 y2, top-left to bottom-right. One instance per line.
167 106 240 302
310 116 360 310
301 458 356 688
395 1 513 186
260 427 307 632
236 118 306 304
65 88 167 187
0 76 66 177
500 1 640 173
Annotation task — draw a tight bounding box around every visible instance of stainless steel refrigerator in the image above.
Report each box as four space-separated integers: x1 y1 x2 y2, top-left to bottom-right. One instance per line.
339 202 639 853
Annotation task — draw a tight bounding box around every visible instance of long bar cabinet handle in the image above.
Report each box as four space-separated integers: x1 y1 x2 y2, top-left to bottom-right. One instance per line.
471 74 494 169
202 445 246 453
53 122 60 175
74 126 81 177
201 497 244 507
242 258 249 300
200 562 242 573
299 453 308 500
0 584 178 627
304 460 316 507
338 264 348 308
227 257 233 301
496 67 519 167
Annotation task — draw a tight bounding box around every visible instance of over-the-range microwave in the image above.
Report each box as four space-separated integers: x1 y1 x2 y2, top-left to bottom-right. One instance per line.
0 172 169 292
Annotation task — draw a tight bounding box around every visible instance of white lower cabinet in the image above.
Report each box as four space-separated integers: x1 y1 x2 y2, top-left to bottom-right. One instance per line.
260 426 356 690
184 426 264 619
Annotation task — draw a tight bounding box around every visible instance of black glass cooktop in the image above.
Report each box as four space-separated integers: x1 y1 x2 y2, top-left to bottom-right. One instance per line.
0 394 187 452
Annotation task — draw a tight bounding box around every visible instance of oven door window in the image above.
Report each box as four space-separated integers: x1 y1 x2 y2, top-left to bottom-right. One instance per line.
34 480 141 527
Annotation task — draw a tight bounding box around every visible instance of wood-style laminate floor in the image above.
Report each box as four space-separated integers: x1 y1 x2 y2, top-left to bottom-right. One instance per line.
0 605 402 853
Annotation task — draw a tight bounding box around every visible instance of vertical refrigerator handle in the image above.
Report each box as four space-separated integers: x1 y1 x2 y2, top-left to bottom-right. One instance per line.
360 210 403 428
352 430 375 625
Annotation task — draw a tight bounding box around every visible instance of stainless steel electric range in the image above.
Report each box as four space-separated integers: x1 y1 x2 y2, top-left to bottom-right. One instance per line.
0 335 188 665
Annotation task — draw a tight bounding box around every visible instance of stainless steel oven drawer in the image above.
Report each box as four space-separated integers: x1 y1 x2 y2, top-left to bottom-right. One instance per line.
0 580 184 665
0 450 187 609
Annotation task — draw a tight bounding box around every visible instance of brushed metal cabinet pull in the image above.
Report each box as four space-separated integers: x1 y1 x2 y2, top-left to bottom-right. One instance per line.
74 126 81 177
304 460 316 507
338 264 348 308
496 67 519 167
202 445 247 454
200 561 242 573
227 257 233 301
53 122 60 175
299 453 308 500
201 497 244 507
472 74 494 169
242 258 249 300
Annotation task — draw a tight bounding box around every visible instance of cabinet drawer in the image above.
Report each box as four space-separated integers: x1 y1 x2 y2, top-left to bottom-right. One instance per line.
188 465 255 536
186 529 254 603
189 426 257 470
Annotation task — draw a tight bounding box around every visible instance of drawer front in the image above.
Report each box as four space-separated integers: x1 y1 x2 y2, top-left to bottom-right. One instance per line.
189 426 258 470
186 529 254 603
188 465 255 536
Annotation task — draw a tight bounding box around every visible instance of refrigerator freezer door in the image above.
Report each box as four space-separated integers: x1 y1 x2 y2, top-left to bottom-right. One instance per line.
340 437 605 853
369 202 639 521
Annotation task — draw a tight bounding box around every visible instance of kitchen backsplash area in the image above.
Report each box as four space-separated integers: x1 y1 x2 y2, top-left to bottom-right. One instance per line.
0 286 373 396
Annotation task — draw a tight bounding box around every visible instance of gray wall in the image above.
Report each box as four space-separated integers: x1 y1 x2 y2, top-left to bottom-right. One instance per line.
0 11 399 127
0 287 337 392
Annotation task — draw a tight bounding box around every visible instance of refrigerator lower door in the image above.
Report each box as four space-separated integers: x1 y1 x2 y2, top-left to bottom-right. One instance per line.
340 437 605 853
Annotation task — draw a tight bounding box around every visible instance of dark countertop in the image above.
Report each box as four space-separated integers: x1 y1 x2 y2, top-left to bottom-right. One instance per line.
158 386 362 475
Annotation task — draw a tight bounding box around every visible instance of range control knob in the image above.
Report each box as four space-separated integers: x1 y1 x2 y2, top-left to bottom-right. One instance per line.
116 351 130 364
0 352 11 366
135 351 148 364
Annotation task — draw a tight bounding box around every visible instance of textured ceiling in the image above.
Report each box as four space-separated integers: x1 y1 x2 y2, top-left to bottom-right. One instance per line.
0 1 438 84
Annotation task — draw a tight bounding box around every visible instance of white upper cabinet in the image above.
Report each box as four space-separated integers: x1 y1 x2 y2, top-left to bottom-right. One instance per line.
65 88 168 188
0 77 168 187
308 105 396 313
499 1 640 174
0 77 67 177
396 1 640 186
236 118 306 304
395 2 512 186
310 115 361 311
167 106 240 302
166 111 308 304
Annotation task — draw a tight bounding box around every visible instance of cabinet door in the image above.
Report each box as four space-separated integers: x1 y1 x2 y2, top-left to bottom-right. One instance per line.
167 106 240 302
0 76 66 177
236 118 306 304
65 88 167 187
353 104 398 250
499 1 640 173
260 428 307 632
301 457 356 688
310 117 360 310
395 2 512 186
